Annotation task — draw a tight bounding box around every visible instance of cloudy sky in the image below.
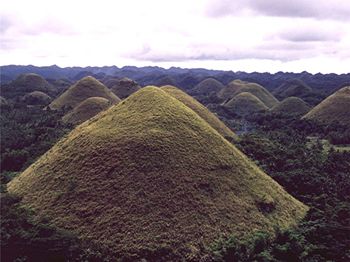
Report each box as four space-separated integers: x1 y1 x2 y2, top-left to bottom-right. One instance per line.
1 0 350 73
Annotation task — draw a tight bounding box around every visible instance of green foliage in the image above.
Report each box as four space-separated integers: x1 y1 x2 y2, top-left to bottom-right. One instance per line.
0 104 72 172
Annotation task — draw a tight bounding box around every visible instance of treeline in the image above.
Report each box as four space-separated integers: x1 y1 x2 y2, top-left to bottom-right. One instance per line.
213 113 350 261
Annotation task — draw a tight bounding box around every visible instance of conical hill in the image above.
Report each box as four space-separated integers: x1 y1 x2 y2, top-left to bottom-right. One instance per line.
105 77 141 99
271 97 311 116
302 86 350 127
62 97 112 125
48 76 120 110
161 85 238 140
191 78 225 95
8 86 307 260
218 79 279 108
224 92 268 115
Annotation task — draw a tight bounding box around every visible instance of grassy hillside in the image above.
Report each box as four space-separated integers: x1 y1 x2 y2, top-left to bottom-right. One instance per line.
303 86 350 127
274 78 312 99
22 91 51 105
161 85 238 140
62 97 112 125
48 76 120 110
191 78 225 95
224 92 268 116
8 86 307 260
218 80 279 108
270 97 311 116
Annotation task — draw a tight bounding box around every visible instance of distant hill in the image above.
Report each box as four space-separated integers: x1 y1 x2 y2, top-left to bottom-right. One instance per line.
161 85 238 140
274 78 312 99
48 76 120 110
191 78 225 95
10 73 55 94
104 77 141 99
62 97 111 125
224 92 268 116
218 80 279 108
8 86 307 260
271 97 311 116
22 91 52 105
303 86 350 127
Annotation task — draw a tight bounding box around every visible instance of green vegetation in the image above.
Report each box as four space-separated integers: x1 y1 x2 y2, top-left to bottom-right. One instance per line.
218 79 279 108
22 91 52 105
191 78 225 95
62 97 112 125
161 85 238 140
0 104 71 174
224 92 268 116
274 78 312 100
270 96 311 116
104 77 141 99
209 112 350 261
8 87 307 260
303 86 350 128
48 76 120 110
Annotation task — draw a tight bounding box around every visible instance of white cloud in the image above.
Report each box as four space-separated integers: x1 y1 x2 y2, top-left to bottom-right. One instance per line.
0 0 349 73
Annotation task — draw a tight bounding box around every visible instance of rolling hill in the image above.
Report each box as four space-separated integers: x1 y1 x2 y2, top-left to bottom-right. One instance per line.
48 76 120 110
224 92 268 116
191 78 225 95
274 78 312 99
218 80 279 108
161 85 238 140
62 97 111 125
271 97 311 116
8 86 307 260
104 77 141 99
302 86 350 127
10 73 55 94
22 91 52 105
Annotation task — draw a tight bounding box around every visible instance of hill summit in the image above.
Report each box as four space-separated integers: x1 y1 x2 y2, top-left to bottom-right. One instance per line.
11 73 54 94
62 97 112 125
274 78 312 99
302 86 350 127
224 92 268 115
48 76 120 110
218 80 279 108
270 97 311 116
191 78 225 95
161 85 237 140
104 77 141 99
8 87 307 260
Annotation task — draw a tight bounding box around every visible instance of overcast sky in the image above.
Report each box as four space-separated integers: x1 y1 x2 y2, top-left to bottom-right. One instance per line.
1 0 350 73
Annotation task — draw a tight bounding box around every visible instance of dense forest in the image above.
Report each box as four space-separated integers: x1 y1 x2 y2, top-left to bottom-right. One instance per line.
1 68 350 261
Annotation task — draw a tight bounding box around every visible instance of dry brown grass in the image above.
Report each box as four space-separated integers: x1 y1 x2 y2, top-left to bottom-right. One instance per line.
224 92 268 116
303 86 350 127
62 97 112 125
161 85 238 141
49 76 120 110
271 97 311 116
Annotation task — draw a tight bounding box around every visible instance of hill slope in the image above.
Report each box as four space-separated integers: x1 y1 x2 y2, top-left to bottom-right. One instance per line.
22 91 52 105
225 92 268 115
104 77 141 99
274 78 312 99
11 73 54 93
161 85 238 140
191 78 225 95
271 97 311 116
48 76 120 110
302 86 350 127
62 97 111 125
8 87 307 260
218 80 279 108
